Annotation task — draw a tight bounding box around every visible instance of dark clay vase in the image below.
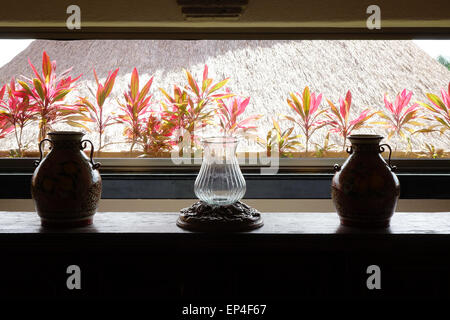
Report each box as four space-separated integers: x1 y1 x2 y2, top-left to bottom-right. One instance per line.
331 134 400 228
31 131 101 227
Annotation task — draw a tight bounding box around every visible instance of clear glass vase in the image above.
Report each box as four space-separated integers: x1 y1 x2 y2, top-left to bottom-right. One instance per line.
194 136 246 206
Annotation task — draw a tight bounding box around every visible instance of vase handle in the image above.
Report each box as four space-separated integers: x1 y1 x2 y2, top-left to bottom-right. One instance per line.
35 138 53 167
81 139 101 170
379 143 397 172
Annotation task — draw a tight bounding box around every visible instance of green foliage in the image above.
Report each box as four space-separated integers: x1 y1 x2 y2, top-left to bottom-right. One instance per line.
437 55 450 70
161 65 231 152
284 86 325 152
324 90 374 150
116 68 154 152
257 119 303 157
77 68 119 151
313 133 337 158
375 89 424 145
18 51 82 142
422 143 445 159
417 82 450 134
138 113 176 156
1 50 450 159
0 80 37 157
216 90 261 137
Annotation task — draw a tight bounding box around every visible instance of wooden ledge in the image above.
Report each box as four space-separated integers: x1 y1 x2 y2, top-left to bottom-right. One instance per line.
0 211 448 235
0 211 449 234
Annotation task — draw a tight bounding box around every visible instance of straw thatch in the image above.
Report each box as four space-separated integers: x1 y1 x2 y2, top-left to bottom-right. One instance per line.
0 39 448 153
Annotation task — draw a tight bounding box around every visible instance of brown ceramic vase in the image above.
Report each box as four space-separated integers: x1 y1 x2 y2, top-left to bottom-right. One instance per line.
31 131 102 227
331 134 400 228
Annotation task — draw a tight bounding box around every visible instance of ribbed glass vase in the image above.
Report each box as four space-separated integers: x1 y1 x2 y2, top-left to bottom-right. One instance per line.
194 136 246 206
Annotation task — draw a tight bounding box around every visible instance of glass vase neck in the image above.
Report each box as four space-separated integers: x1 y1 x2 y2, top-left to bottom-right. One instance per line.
202 136 239 162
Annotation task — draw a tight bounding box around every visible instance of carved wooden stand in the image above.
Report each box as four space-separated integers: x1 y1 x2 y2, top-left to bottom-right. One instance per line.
177 201 264 232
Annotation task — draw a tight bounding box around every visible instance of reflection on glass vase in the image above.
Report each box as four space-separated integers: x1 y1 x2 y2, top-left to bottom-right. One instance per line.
194 136 246 206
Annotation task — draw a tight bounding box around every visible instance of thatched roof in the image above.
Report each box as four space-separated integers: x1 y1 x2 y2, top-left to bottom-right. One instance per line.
0 39 448 153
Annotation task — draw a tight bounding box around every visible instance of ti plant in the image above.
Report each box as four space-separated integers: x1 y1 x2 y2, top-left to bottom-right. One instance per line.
18 51 82 142
161 65 231 151
418 82 450 134
216 89 261 137
0 79 37 157
77 68 119 151
138 112 176 156
0 117 13 139
159 84 190 142
422 143 445 159
324 90 374 150
313 132 337 158
284 86 326 153
376 89 423 146
116 68 154 152
257 119 302 157
184 65 231 109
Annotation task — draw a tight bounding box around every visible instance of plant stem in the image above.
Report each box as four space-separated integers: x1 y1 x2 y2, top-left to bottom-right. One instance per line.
98 129 103 152
14 127 22 157
39 124 46 143
305 135 309 153
189 130 195 157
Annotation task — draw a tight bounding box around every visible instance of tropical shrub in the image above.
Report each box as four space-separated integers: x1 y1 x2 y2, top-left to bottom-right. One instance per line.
116 68 154 152
216 89 261 136
284 86 325 152
184 65 230 109
0 80 37 156
437 55 450 70
77 68 119 151
0 49 449 159
422 143 445 159
160 84 190 143
0 117 13 139
138 111 176 156
161 65 231 150
313 133 336 158
17 51 82 142
323 90 374 150
257 119 302 157
418 82 450 134
376 89 423 145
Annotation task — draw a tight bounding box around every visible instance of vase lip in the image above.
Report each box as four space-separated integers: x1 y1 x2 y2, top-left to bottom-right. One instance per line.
48 131 84 136
201 136 238 144
348 134 384 146
48 131 85 141
349 134 384 141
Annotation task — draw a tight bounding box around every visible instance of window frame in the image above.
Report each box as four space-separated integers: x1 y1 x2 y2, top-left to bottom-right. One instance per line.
0 27 449 199
1 158 450 174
